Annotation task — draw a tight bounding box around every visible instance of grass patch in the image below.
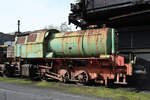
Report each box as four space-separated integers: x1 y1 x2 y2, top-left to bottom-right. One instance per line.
35 81 58 88
65 86 150 100
0 77 32 84
0 77 150 100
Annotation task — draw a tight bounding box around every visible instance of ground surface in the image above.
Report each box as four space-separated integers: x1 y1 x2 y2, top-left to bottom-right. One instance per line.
0 81 108 100
0 77 150 100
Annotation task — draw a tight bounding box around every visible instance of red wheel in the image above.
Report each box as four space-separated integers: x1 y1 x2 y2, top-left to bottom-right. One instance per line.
58 69 70 83
77 70 89 84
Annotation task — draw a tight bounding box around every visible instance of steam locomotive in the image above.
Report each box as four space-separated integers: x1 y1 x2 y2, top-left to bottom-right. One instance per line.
0 28 145 87
0 0 149 87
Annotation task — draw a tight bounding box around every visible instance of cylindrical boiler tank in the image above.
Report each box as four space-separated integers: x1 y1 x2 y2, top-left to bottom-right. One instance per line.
47 28 117 57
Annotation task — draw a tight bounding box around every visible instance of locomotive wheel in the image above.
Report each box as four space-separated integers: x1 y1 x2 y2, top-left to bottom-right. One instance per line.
58 69 70 83
62 72 70 83
77 70 89 84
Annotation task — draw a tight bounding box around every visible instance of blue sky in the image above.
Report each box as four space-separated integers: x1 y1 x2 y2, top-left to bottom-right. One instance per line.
0 0 75 33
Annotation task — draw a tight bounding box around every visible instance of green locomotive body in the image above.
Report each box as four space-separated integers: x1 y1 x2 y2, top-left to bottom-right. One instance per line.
15 28 117 59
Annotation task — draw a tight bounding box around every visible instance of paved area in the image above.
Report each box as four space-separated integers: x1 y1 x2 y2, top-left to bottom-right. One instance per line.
0 81 113 100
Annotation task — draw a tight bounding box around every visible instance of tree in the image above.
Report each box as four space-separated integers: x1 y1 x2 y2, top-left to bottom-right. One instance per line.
59 22 72 32
46 25 59 30
75 0 80 3
46 22 72 32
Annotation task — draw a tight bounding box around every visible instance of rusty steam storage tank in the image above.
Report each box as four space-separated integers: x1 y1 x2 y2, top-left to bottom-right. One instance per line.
48 28 117 57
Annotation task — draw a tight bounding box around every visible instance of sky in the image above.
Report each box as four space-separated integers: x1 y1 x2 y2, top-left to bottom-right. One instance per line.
0 0 75 33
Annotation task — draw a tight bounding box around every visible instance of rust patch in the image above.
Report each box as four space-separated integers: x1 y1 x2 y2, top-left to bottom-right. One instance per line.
16 36 26 44
26 44 28 57
105 28 108 55
65 30 85 35
37 33 44 42
27 33 37 42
